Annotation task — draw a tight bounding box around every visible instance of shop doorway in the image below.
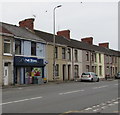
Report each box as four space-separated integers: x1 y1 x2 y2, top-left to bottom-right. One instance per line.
4 66 8 85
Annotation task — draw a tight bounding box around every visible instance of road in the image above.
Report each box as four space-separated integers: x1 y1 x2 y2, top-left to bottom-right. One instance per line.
2 80 119 114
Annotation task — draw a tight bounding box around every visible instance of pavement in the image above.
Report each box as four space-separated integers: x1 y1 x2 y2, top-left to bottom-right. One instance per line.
1 78 116 89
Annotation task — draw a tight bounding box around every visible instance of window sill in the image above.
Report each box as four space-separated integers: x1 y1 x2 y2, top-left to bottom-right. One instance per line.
3 53 12 56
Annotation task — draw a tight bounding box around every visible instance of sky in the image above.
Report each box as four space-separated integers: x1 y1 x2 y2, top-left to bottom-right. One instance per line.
0 0 119 51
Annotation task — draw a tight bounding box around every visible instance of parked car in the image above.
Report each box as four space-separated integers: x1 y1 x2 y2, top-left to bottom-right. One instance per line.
115 72 120 79
81 72 99 82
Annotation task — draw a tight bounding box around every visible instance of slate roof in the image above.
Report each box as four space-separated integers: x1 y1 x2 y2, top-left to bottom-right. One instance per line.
35 30 120 57
1 22 119 56
35 30 70 46
0 22 46 43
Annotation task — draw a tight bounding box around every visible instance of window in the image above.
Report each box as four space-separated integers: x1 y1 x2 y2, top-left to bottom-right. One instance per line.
55 64 59 76
31 42 36 56
55 47 58 59
86 51 89 61
4 39 11 54
91 53 94 61
115 57 117 63
75 50 78 62
86 65 89 72
115 67 117 74
74 65 79 78
92 66 94 72
68 48 71 60
62 48 66 59
94 66 97 73
99 53 101 63
15 39 21 55
94 53 97 62
99 66 102 76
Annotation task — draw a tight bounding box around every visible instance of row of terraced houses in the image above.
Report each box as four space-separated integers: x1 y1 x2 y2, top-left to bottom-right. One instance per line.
0 18 120 86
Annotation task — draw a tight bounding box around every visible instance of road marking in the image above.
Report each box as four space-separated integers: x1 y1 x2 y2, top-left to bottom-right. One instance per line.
84 108 92 111
18 87 23 89
92 85 108 89
93 109 99 112
114 101 118 104
0 96 43 105
59 89 84 95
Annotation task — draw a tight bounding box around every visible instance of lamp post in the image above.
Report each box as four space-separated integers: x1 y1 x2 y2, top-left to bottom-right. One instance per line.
53 5 62 80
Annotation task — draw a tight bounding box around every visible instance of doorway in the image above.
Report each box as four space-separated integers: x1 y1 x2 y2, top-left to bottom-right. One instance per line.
4 66 9 85
68 65 71 80
63 65 66 81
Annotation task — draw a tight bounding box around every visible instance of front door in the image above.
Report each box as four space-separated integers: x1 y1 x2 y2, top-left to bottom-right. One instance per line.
4 67 9 85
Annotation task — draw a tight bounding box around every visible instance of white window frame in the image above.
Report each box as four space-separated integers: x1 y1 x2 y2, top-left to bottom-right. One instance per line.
4 39 12 56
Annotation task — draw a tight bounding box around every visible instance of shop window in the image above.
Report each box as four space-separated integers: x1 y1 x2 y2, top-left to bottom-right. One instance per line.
55 64 59 76
62 48 66 59
4 39 11 54
31 42 36 56
74 65 79 78
15 39 21 55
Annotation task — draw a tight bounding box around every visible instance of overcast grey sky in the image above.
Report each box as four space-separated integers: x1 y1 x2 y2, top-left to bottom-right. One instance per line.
0 0 119 50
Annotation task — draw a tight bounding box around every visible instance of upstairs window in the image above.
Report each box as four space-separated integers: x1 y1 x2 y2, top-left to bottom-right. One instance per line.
94 53 97 62
62 48 66 59
4 39 11 54
86 51 89 61
68 48 71 60
55 47 58 59
15 39 21 55
75 50 78 62
31 42 36 56
91 53 94 61
99 53 101 63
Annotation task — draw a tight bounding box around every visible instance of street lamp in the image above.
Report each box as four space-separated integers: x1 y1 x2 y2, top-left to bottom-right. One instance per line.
53 5 62 80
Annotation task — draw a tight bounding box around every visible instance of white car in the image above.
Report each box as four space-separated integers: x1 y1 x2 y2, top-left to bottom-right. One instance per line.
81 72 99 82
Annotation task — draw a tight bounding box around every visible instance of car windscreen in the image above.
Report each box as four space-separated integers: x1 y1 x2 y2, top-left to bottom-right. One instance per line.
82 73 90 75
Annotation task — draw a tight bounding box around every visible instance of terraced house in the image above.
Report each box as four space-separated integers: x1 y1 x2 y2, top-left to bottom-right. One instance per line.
0 18 120 86
0 25 14 86
0 19 47 86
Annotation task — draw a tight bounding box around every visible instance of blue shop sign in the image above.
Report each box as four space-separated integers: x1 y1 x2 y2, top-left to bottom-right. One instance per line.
14 56 44 67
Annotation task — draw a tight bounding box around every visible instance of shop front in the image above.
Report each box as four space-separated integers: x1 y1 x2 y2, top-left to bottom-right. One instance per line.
14 56 46 85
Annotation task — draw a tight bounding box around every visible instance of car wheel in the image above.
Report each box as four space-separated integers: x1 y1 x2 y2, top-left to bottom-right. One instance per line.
91 78 93 82
96 78 99 82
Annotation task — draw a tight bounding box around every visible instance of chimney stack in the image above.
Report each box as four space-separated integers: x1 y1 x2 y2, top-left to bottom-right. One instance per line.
99 42 109 48
81 37 93 45
57 30 70 39
19 18 35 31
